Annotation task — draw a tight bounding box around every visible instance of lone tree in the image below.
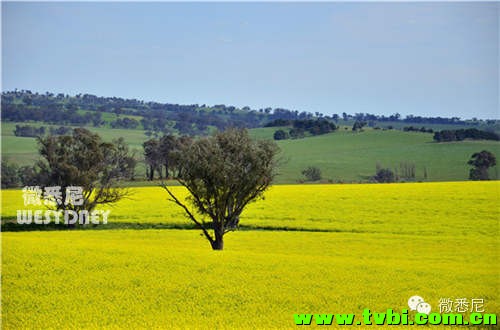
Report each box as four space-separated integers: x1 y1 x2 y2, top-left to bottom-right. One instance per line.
161 129 279 250
35 128 136 224
352 121 367 132
468 150 496 180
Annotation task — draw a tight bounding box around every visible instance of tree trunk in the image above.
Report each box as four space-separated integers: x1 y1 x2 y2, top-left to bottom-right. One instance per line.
211 230 224 250
211 238 224 250
149 165 154 180
479 167 489 180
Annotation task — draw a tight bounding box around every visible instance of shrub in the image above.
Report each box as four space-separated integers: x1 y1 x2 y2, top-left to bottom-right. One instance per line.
373 168 396 183
289 128 305 139
302 166 322 181
273 129 289 140
1 161 20 188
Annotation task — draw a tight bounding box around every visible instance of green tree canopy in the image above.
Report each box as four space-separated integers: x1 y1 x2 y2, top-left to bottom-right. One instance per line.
468 150 497 180
35 128 136 224
162 129 279 250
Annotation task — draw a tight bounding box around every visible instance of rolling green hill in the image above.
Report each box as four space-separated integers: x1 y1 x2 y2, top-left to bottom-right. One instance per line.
2 121 148 162
275 129 499 182
2 122 499 183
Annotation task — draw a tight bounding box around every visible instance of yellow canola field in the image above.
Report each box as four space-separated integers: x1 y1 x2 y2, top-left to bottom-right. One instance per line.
3 181 499 236
2 181 499 329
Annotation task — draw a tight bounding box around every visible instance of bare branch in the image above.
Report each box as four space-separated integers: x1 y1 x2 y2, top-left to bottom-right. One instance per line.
161 184 214 244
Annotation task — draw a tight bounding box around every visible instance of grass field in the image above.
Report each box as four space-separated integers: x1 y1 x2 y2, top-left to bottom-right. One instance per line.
3 121 500 183
259 128 500 183
1 121 151 176
1 121 149 151
2 182 499 328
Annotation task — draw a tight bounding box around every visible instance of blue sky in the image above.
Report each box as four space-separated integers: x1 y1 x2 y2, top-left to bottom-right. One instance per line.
2 2 498 119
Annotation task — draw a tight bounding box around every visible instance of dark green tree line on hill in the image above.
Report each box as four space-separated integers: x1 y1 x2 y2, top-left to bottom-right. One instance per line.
434 129 499 142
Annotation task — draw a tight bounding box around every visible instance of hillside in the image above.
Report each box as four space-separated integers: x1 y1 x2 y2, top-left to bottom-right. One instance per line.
252 128 500 182
2 121 499 184
2 90 499 184
3 91 499 136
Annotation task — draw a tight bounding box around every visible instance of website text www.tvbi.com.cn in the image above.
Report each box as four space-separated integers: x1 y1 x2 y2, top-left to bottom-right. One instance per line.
294 310 496 326
294 296 496 326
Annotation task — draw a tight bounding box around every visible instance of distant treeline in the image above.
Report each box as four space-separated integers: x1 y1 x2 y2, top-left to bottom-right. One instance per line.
14 125 73 137
403 126 434 133
433 128 499 142
266 119 336 132
2 90 498 137
110 117 139 129
267 119 337 140
3 103 104 126
1 90 269 135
